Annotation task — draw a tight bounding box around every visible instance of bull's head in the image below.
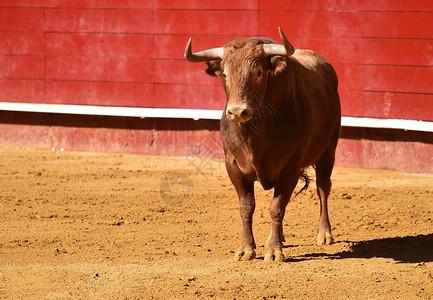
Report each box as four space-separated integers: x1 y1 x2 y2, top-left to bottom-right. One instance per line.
185 27 295 123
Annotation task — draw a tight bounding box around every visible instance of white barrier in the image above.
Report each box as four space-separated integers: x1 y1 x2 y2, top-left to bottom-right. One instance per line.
1 101 432 132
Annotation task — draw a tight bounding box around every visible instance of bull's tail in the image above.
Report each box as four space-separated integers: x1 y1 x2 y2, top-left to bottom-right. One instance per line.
295 170 311 197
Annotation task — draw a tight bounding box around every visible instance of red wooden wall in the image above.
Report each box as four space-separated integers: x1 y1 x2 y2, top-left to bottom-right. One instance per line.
1 0 432 121
0 1 432 173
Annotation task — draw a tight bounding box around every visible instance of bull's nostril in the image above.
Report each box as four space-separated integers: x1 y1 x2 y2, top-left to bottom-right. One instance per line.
241 110 250 118
226 105 252 122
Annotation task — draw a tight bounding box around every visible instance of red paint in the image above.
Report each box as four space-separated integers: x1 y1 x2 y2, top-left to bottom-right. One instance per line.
0 55 44 79
45 0 154 9
46 33 154 58
45 9 153 33
340 91 433 122
154 84 225 110
337 127 433 173
364 65 433 94
153 60 220 86
154 35 251 60
0 31 44 55
153 10 259 35
282 37 433 67
155 0 258 10
362 0 432 11
0 79 44 102
260 11 363 38
45 80 154 106
45 81 226 109
363 12 433 39
0 1 153 8
0 8 44 31
46 56 154 83
0 0 47 7
335 64 433 95
259 0 363 11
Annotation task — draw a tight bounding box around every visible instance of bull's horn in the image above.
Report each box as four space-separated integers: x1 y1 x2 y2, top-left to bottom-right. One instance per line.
263 27 295 56
184 38 224 62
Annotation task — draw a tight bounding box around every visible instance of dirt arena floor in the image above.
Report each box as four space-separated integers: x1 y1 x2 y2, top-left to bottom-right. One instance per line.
0 147 432 299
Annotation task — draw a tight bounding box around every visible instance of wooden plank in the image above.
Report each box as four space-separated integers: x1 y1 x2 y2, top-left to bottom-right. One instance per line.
154 34 251 60
0 79 44 102
46 56 154 82
363 12 433 39
260 11 362 38
0 0 153 9
46 33 154 58
45 9 153 33
0 31 44 55
364 65 433 94
6 0 429 12
0 0 46 8
260 0 432 12
277 37 433 67
376 93 433 121
155 0 258 10
154 84 225 110
334 64 433 94
260 0 362 11
0 55 44 79
340 90 433 121
162 34 431 66
0 8 44 31
356 38 432 67
46 81 154 106
153 60 221 86
45 0 153 9
154 10 259 35
333 64 364 91
362 0 433 12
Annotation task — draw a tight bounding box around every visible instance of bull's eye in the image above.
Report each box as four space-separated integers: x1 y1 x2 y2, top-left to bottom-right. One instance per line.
257 70 262 77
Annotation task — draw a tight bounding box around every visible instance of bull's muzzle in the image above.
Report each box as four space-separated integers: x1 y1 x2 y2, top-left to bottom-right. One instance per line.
226 105 253 123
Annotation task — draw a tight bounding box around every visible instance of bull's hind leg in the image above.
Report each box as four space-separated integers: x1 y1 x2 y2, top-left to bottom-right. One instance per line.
315 149 336 245
225 157 256 261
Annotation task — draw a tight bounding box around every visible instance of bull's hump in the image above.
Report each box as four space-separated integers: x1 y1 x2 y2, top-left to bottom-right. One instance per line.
293 49 327 69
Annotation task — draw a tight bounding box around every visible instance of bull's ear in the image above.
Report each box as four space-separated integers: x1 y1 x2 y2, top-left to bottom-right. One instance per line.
269 56 287 75
205 60 222 77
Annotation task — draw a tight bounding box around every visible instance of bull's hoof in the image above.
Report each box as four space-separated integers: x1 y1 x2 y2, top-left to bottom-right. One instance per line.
317 231 334 245
264 251 285 262
233 249 256 261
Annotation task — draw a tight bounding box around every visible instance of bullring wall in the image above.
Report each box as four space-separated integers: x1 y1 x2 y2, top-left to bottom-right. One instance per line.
0 1 432 172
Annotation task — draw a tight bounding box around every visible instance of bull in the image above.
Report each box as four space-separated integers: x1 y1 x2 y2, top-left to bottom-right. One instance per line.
185 28 341 262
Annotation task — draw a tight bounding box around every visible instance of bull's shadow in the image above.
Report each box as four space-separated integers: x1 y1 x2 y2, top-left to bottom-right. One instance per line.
295 233 433 264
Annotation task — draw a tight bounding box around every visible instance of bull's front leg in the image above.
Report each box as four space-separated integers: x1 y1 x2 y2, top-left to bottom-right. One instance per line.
265 172 298 262
265 193 289 262
225 157 256 261
235 186 256 261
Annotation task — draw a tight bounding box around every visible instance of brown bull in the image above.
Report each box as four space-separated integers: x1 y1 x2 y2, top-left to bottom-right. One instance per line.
185 28 341 262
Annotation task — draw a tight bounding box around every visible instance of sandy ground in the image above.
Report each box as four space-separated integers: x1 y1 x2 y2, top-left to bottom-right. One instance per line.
0 147 432 299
